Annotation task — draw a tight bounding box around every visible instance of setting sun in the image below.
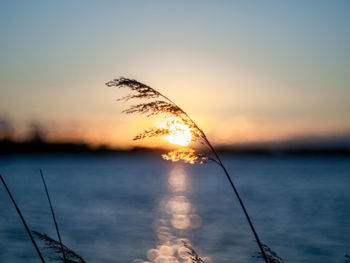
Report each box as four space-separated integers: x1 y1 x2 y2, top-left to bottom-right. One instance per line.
164 118 192 146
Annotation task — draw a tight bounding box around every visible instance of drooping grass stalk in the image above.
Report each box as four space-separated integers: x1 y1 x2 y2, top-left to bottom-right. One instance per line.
0 174 46 263
166 99 269 263
205 141 269 263
182 240 205 263
40 169 67 263
33 231 86 263
107 78 269 262
254 243 284 263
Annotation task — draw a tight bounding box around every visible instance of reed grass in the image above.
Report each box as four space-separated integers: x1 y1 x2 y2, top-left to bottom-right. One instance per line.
33 231 86 263
40 169 67 262
107 77 270 262
254 243 284 263
36 169 85 262
182 240 205 263
0 173 85 263
0 174 46 263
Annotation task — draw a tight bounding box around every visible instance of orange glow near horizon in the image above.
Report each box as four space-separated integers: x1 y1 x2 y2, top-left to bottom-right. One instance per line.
7 114 350 150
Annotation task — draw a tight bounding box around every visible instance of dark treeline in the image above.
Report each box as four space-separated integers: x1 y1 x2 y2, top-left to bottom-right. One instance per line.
2 139 350 155
216 146 350 156
0 118 115 154
0 139 114 154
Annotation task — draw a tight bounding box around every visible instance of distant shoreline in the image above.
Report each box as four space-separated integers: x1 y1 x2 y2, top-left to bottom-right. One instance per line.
1 139 349 156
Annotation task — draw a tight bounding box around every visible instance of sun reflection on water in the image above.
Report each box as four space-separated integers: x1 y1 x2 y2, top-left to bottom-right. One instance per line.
133 166 211 263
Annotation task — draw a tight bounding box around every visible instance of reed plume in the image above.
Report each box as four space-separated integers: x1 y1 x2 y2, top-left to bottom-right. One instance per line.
182 240 205 263
106 78 216 164
106 77 270 262
345 254 350 262
33 231 86 263
254 244 284 263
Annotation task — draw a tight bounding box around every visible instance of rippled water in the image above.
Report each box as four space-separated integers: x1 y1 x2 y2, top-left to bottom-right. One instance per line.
0 154 349 263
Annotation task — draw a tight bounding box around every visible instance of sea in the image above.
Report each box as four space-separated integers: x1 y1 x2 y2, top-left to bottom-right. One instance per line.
0 153 349 263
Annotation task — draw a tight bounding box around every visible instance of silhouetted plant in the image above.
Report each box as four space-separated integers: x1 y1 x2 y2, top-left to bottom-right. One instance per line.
33 231 85 263
0 175 46 263
1 173 86 263
106 78 211 164
107 77 270 262
182 240 205 263
254 244 284 263
40 169 67 262
345 254 350 263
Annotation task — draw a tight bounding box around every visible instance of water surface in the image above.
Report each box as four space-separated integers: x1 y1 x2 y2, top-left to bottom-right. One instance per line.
0 154 349 262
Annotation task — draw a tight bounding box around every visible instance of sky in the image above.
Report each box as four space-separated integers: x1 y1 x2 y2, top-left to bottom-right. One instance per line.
1 0 349 148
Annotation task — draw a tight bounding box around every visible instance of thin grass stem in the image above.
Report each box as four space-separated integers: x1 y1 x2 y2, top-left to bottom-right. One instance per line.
0 174 46 263
40 169 67 263
155 86 269 262
205 142 269 262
